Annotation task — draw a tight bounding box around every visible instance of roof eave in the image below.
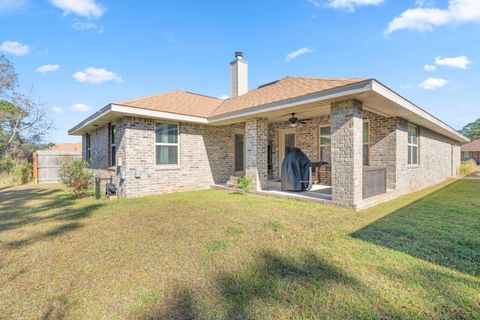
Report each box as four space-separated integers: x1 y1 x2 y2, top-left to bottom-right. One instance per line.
371 80 469 143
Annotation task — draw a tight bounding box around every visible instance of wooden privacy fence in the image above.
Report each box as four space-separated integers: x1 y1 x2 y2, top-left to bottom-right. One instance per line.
33 150 82 184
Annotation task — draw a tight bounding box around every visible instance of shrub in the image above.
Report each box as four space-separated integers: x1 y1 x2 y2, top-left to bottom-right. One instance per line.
12 163 32 184
237 175 254 194
459 159 478 176
58 160 93 198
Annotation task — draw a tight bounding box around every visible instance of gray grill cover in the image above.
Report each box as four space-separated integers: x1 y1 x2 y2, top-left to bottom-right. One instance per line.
281 147 311 191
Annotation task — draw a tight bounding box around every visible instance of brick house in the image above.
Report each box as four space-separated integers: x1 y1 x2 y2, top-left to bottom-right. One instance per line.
461 139 480 164
69 52 468 210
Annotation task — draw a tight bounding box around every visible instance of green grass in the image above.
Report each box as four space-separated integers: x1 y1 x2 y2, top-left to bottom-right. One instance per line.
0 179 479 319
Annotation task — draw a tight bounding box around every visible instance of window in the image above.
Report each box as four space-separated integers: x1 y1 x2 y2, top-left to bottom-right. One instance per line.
234 133 244 172
108 124 116 166
363 121 370 165
408 124 419 165
155 122 179 165
85 133 91 162
319 126 331 164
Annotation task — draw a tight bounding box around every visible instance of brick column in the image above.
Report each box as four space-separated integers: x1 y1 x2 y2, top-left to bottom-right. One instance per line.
331 100 363 207
245 118 268 191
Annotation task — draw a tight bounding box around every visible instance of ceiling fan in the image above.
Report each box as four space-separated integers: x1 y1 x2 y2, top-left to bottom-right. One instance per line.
288 113 311 127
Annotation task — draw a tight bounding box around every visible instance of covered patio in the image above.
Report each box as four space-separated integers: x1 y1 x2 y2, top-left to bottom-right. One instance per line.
226 95 398 209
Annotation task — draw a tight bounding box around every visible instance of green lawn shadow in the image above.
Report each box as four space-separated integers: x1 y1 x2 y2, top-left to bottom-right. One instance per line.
352 179 480 276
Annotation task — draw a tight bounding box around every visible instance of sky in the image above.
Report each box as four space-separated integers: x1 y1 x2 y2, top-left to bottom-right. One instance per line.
0 0 479 143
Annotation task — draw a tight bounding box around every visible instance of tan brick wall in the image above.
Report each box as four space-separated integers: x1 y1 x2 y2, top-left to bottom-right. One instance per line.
120 117 242 197
395 119 461 193
245 118 268 190
331 100 364 206
85 125 109 169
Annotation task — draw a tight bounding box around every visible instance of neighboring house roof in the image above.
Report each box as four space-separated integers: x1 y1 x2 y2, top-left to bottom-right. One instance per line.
461 139 480 152
117 90 223 118
45 142 82 152
212 77 365 117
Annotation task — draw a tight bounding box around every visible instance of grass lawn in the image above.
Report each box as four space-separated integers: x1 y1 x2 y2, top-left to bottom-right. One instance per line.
0 179 479 319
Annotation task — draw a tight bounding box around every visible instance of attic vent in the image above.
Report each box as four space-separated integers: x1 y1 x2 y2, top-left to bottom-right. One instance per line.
257 80 280 89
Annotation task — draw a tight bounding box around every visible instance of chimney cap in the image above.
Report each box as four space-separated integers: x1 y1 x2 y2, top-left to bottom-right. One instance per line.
235 51 244 59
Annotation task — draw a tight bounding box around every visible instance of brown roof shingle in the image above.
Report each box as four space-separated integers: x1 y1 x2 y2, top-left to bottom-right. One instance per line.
210 76 366 117
115 77 366 119
461 139 480 152
117 90 223 118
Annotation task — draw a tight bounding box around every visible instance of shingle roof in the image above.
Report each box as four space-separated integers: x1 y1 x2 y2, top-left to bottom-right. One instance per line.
210 76 366 117
117 90 223 118
115 77 366 119
461 139 480 151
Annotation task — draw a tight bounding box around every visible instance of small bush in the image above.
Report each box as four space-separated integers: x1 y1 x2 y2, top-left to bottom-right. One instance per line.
12 163 32 184
0 157 14 173
237 175 254 194
58 160 93 198
459 159 478 176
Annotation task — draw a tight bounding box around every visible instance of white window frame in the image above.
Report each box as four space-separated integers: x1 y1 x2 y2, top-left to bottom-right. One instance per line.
319 124 331 164
109 123 116 167
234 128 246 174
363 120 370 166
407 124 419 166
155 121 180 167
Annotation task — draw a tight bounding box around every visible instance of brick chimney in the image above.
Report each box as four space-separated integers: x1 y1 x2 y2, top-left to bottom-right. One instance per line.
230 51 248 98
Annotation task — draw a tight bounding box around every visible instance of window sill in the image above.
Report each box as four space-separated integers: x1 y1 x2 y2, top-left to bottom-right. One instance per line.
155 165 181 171
407 165 420 169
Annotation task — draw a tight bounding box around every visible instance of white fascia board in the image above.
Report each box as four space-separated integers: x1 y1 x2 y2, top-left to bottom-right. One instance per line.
371 81 469 143
111 104 208 123
208 80 373 123
68 104 208 135
68 104 113 135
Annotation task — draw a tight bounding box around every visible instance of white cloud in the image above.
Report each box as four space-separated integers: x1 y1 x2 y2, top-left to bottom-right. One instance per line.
285 47 315 61
52 106 64 113
418 77 448 89
435 55 471 69
424 64 437 71
71 19 97 30
386 0 480 34
0 0 27 12
218 94 229 100
73 67 122 84
415 0 435 6
48 0 104 19
0 40 30 56
327 0 384 11
35 64 60 73
307 0 320 8
70 103 92 112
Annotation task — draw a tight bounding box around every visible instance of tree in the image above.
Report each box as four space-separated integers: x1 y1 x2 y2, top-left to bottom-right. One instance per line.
0 55 52 159
460 118 480 141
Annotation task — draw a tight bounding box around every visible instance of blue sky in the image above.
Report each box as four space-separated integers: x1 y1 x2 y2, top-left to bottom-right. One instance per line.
1 0 479 143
